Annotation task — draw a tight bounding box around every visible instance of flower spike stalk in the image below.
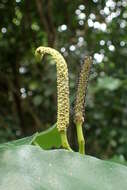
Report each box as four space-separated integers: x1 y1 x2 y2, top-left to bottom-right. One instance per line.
35 46 72 151
74 56 92 154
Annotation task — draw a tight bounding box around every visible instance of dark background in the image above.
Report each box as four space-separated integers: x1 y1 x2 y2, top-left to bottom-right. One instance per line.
0 0 127 159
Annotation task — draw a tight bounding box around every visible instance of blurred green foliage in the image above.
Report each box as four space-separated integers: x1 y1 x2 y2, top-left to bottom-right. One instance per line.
0 0 127 159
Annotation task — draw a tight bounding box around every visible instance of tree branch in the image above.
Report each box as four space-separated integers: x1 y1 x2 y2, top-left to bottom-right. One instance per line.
35 0 55 47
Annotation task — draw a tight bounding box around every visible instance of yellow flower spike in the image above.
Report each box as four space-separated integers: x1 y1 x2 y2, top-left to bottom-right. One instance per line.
35 46 72 151
74 56 92 154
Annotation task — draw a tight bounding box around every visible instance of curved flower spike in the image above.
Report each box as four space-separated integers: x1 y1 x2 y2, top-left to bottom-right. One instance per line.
74 56 92 154
35 46 71 151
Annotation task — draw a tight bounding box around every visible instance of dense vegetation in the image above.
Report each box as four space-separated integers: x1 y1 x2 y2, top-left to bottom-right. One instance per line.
0 0 127 160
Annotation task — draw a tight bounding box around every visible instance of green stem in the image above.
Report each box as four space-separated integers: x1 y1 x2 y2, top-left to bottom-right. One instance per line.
76 123 85 154
60 131 72 151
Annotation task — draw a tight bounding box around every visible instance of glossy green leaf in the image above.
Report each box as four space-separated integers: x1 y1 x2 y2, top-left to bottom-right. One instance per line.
33 123 61 149
0 145 127 190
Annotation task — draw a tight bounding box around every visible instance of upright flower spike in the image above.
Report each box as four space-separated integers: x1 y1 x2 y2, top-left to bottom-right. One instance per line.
35 46 71 151
74 56 92 125
74 56 92 154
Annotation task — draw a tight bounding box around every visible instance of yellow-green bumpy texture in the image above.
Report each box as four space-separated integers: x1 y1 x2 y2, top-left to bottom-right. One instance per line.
35 47 69 132
74 56 92 125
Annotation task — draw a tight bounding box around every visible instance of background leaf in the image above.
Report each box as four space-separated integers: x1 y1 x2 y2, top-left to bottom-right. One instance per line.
96 76 122 91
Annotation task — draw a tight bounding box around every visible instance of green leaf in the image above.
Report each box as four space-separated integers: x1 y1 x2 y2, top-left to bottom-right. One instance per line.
110 155 127 166
0 124 61 150
33 95 43 106
33 123 61 149
97 76 122 91
0 124 61 151
0 133 38 151
0 145 127 190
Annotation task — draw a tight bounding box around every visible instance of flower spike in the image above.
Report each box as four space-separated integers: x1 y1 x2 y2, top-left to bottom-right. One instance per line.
74 56 92 154
35 46 71 151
